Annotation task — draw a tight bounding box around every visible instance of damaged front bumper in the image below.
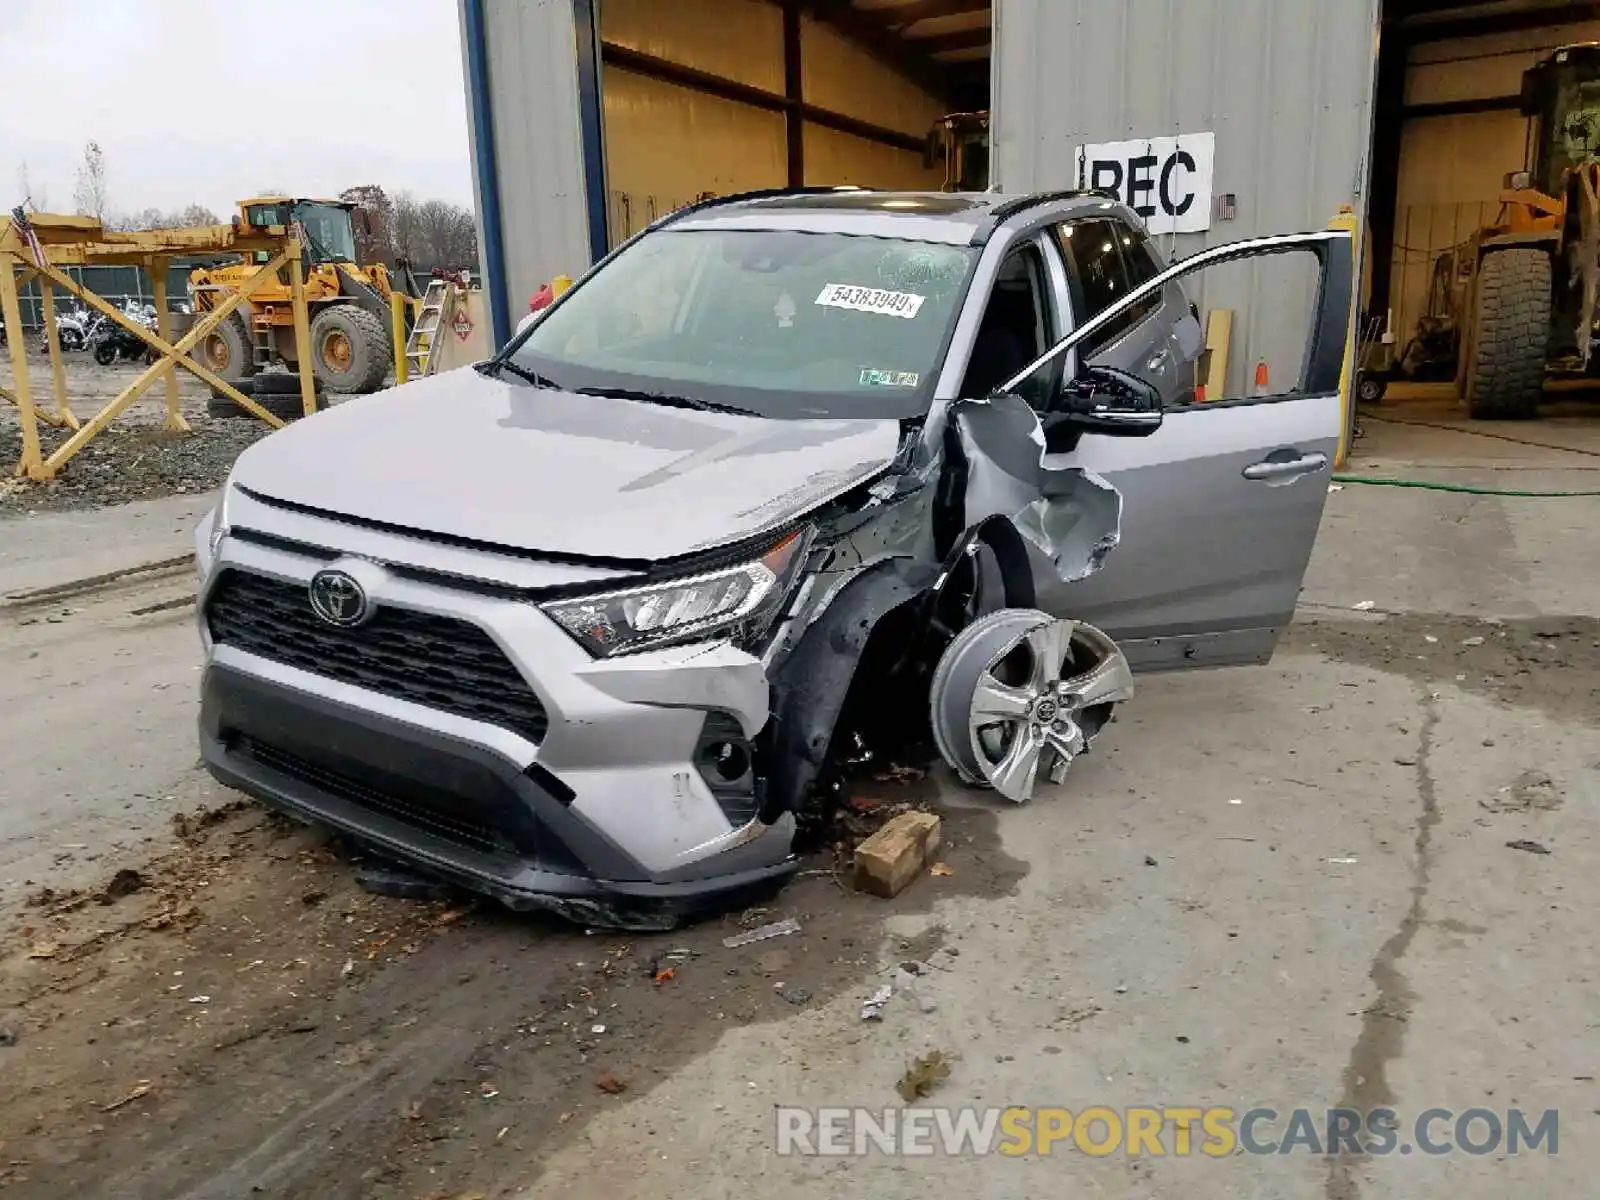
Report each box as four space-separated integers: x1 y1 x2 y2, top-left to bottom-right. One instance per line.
197 526 801 928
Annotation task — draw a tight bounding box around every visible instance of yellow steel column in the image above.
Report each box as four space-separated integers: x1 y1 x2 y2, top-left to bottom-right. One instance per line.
148 256 188 432
390 289 409 385
38 278 78 429
0 250 41 476
287 235 317 418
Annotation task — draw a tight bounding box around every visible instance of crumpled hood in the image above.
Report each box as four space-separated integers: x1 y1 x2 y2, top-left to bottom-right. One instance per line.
229 368 903 562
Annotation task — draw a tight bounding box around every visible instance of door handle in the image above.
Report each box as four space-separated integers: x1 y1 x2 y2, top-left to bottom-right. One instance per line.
1242 452 1328 481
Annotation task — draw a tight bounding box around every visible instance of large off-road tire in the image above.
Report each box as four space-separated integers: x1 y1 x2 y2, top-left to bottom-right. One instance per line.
309 304 390 394
195 313 256 389
1464 249 1550 420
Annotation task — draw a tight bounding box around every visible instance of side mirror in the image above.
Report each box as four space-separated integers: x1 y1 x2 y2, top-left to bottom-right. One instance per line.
1051 364 1163 437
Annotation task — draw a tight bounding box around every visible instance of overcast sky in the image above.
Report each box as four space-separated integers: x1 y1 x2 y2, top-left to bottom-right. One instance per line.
0 0 473 219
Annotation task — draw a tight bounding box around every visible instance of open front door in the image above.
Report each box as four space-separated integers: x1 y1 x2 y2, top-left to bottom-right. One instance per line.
1001 229 1354 672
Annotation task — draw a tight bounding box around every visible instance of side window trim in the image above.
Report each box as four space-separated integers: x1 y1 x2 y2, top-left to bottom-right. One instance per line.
998 229 1354 401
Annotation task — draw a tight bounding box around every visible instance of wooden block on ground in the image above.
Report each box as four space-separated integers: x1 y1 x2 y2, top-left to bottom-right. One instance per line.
853 811 942 899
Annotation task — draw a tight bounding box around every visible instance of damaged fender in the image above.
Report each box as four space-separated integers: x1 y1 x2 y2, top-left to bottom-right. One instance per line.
945 392 1123 592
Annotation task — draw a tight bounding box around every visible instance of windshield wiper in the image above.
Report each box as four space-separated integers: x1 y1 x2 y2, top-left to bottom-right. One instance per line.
574 386 755 416
478 359 558 388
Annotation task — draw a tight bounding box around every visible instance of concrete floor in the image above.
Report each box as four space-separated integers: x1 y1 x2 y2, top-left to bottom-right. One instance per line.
527 407 1600 1199
1 406 1597 1198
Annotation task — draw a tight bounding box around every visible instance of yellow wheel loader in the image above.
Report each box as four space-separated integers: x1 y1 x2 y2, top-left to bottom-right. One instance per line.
189 196 411 397
1457 43 1600 418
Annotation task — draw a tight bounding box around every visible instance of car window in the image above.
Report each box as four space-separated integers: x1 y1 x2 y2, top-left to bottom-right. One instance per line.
961 242 1054 408
1053 218 1162 355
508 229 980 421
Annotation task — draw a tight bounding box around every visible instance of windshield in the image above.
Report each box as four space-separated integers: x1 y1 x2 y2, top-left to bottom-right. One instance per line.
293 202 358 263
505 228 978 419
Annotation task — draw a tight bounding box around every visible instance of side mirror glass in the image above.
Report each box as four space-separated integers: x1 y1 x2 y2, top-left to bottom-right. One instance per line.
1052 364 1163 437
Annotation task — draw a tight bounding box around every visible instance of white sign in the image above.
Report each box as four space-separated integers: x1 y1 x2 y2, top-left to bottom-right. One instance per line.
1073 132 1216 235
815 283 926 319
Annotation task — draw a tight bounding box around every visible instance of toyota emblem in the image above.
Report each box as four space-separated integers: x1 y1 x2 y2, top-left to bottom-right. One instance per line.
308 569 369 627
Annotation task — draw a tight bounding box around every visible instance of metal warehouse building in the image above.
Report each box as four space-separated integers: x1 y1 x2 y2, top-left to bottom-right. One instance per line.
455 0 1600 399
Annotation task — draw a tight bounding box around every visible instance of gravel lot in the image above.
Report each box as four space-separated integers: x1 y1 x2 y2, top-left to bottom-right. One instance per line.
0 347 346 516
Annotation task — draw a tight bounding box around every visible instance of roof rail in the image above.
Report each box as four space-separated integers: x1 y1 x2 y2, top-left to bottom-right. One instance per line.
987 187 1122 220
653 185 876 229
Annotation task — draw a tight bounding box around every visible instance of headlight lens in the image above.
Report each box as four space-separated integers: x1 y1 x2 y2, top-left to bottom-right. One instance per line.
541 528 812 657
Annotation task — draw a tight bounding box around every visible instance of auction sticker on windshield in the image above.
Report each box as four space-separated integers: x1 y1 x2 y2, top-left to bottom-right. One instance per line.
815 283 926 319
859 368 920 387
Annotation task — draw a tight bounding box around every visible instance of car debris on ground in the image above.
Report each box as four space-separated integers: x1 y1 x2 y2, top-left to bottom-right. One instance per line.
721 918 801 949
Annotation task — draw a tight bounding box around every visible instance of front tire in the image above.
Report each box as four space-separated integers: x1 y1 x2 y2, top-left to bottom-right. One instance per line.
93 340 116 366
1464 249 1550 419
309 305 390 394
195 314 256 389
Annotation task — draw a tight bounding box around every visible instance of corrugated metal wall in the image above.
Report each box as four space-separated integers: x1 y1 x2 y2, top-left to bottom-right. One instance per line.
994 0 1380 395
461 0 591 327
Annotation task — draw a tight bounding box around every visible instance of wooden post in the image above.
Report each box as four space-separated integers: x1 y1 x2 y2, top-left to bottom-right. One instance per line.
287 235 318 418
0 250 41 476
148 256 188 432
38 278 78 429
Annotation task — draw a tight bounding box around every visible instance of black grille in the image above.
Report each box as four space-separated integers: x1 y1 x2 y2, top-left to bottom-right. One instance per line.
206 570 549 743
241 737 510 855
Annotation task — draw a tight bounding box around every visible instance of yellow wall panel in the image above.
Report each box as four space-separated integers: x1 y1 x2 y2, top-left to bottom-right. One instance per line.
601 0 784 93
800 15 948 137
602 66 786 244
803 124 943 190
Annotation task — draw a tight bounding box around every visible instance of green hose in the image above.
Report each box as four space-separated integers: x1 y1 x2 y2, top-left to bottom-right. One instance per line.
1330 473 1600 497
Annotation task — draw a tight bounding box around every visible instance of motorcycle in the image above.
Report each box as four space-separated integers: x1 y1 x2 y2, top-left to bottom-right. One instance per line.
40 307 89 353
90 301 159 366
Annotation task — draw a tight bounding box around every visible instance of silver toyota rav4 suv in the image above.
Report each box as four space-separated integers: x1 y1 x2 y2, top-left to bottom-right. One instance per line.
194 188 1351 927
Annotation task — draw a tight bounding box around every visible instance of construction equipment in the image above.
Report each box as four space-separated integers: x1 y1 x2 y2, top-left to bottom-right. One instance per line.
1455 42 1600 417
188 196 410 396
927 112 990 192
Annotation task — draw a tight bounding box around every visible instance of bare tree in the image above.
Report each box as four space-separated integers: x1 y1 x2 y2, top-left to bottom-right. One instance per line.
106 203 224 231
16 161 47 212
178 203 222 227
72 141 108 221
415 198 478 270
391 190 422 263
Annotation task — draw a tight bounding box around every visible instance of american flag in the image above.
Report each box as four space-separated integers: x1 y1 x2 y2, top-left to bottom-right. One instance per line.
9 206 46 269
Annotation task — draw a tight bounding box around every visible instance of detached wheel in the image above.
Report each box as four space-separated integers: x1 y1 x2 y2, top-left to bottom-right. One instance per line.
310 304 390 394
196 313 256 389
929 609 1134 804
1465 249 1550 419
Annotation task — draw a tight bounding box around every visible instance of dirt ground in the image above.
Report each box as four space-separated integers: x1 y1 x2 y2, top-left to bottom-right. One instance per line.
0 347 334 515
1 400 1598 1199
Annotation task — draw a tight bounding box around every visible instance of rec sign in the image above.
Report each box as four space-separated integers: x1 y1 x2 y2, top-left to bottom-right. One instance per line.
1074 132 1216 235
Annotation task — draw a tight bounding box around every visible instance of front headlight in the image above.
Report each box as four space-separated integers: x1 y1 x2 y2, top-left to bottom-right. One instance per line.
541 528 812 658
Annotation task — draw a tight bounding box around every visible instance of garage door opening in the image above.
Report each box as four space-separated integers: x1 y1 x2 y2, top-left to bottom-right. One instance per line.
1363 0 1600 420
595 0 993 248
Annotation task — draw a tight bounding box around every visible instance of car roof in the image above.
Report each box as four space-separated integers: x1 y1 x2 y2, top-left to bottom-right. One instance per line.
667 188 1137 246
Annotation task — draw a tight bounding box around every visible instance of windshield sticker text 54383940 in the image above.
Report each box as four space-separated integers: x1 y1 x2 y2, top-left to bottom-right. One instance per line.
815 283 926 319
